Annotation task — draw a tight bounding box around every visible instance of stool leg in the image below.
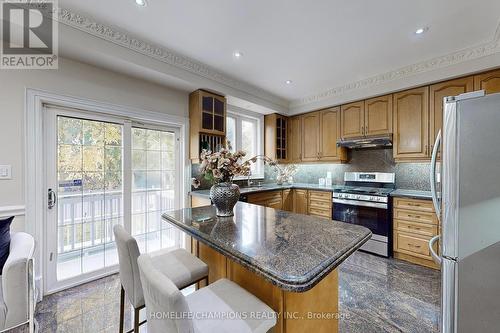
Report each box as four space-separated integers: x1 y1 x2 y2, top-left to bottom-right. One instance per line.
119 286 125 333
134 308 140 333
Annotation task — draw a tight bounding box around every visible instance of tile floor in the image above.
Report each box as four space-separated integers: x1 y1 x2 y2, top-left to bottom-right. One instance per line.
11 251 441 333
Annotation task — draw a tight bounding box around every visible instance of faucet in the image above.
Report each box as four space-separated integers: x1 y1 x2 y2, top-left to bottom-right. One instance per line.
247 175 255 187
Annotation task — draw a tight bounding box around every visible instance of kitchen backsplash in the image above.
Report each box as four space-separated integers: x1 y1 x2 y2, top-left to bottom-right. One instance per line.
192 148 431 191
264 148 431 191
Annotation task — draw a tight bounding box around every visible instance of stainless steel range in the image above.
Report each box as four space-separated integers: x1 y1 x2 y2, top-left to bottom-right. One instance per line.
332 172 395 257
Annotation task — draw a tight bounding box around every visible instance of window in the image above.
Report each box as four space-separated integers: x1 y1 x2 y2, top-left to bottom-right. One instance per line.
226 111 263 178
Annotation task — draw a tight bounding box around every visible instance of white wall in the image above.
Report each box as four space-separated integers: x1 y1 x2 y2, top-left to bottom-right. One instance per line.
0 57 188 231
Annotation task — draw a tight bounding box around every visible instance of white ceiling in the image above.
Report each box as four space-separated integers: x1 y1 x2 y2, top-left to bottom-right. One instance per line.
59 0 500 110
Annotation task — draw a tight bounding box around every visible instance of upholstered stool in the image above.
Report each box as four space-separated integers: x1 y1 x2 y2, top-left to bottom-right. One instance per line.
113 225 208 332
138 252 276 333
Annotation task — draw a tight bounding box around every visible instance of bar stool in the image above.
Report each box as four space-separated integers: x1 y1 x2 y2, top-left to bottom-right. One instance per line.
113 225 208 332
137 252 277 333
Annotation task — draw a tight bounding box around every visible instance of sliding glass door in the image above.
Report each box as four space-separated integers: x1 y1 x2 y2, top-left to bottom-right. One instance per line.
44 106 182 293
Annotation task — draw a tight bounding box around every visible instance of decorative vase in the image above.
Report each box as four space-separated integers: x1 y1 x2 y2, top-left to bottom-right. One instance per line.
210 182 240 217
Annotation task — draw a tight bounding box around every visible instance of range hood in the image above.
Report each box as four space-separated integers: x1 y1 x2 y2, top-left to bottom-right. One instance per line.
337 134 393 149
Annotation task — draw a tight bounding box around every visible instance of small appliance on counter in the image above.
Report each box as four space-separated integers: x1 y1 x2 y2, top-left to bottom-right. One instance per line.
332 172 395 257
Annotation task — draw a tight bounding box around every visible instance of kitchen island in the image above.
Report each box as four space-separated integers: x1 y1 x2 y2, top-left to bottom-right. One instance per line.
162 202 371 333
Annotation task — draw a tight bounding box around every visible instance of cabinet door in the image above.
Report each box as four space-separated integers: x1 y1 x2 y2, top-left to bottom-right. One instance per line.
364 95 393 136
200 91 226 135
393 87 430 160
282 189 294 211
430 77 473 148
301 112 320 161
474 69 500 94
293 190 308 214
319 107 342 161
341 101 365 139
289 116 302 162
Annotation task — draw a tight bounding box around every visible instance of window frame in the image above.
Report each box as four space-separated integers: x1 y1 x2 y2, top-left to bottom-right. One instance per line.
226 109 264 179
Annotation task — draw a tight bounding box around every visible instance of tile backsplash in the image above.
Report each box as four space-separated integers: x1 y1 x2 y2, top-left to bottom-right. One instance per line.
264 148 431 191
192 148 431 191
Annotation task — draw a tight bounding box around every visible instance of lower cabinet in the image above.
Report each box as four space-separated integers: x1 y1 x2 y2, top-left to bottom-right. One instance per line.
248 188 333 219
293 189 308 214
393 197 440 269
247 190 283 210
191 195 211 208
307 190 333 219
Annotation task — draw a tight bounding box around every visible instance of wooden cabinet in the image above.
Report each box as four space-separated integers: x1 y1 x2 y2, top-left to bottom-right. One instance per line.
430 77 474 149
289 116 302 162
320 107 346 162
341 101 365 139
301 109 346 163
293 189 308 214
247 190 283 209
307 190 332 219
282 189 294 212
393 197 439 269
364 94 393 137
264 114 289 162
393 87 430 161
191 196 211 208
341 96 392 139
474 68 500 94
301 112 321 161
189 89 226 160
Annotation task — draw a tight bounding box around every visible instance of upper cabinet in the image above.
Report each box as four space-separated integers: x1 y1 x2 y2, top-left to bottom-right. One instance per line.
393 87 430 161
289 116 302 163
301 109 346 162
364 95 393 137
264 114 289 162
429 77 473 147
189 90 226 160
474 69 500 94
320 107 346 161
301 112 321 162
341 101 365 139
341 96 393 139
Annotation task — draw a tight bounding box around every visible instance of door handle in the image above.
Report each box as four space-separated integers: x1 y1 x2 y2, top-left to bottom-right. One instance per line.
430 130 442 222
48 188 57 210
429 235 441 264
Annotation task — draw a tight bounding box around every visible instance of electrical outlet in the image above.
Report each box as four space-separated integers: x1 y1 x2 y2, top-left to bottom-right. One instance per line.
0 165 12 179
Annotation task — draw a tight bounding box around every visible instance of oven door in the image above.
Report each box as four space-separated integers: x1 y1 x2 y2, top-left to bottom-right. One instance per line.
332 199 390 237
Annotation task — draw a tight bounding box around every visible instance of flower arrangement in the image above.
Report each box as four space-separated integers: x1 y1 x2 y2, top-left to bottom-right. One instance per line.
191 142 298 188
192 142 251 188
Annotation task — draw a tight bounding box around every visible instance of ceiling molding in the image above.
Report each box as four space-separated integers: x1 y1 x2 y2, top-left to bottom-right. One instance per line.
291 20 500 109
56 7 288 108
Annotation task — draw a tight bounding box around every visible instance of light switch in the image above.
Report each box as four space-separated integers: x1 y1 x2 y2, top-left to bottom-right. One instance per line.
0 165 12 179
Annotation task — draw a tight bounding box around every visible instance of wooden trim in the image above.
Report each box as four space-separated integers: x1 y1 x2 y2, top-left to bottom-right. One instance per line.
394 252 440 270
0 205 25 218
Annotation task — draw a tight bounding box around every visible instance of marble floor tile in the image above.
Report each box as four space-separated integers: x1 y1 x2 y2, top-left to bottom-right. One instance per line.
8 251 441 333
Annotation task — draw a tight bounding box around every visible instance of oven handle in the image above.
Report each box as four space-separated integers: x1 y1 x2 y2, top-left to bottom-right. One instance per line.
332 198 388 209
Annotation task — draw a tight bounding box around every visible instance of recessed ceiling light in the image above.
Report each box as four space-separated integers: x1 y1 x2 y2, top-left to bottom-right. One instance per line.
415 27 428 35
285 80 292 85
233 51 242 58
135 0 147 7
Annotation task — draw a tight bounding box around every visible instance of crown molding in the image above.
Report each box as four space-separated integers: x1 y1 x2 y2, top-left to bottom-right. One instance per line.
291 21 500 109
56 7 288 109
54 7 500 114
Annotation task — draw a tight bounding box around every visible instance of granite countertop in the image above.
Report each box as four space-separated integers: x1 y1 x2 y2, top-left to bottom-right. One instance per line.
390 189 432 200
190 183 346 198
191 184 433 200
162 202 371 292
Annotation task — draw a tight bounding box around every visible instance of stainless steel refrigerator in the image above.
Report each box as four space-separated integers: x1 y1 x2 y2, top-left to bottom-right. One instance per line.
429 90 500 333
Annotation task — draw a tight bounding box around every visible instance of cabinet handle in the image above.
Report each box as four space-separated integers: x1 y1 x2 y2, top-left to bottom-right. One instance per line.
408 226 422 230
408 243 421 248
407 203 421 207
408 214 422 219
